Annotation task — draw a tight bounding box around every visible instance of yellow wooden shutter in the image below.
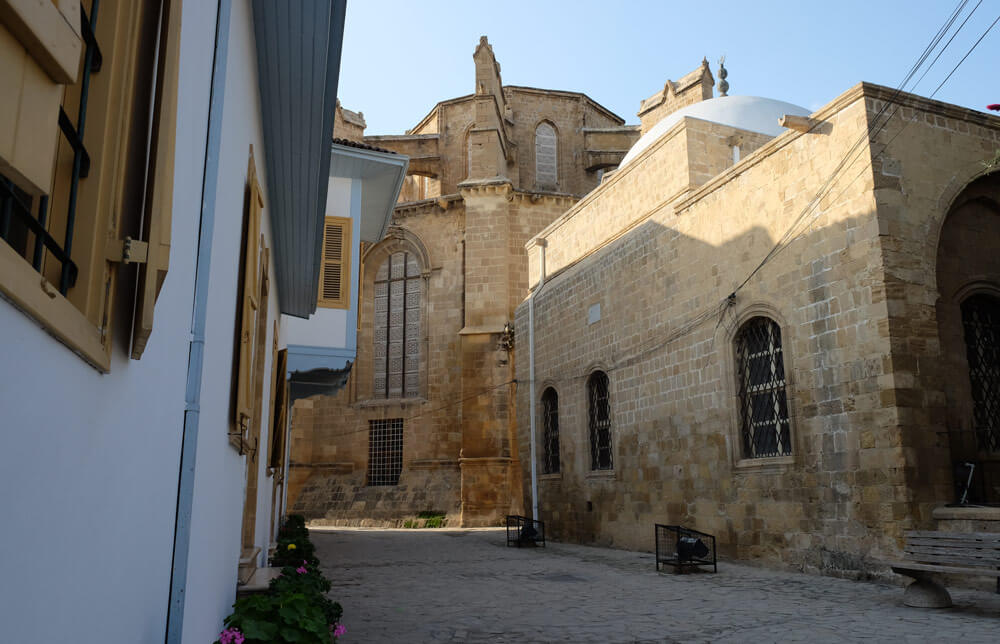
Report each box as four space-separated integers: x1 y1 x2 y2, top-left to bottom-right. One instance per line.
268 347 288 471
234 148 263 437
130 0 182 359
318 216 350 309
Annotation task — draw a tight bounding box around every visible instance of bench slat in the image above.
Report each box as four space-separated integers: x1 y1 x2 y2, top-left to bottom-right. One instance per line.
888 561 1000 577
907 537 1000 549
906 530 1000 542
904 553 1000 567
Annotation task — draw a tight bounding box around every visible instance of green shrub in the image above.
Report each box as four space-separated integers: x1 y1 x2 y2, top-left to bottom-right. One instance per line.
217 516 344 644
218 592 331 644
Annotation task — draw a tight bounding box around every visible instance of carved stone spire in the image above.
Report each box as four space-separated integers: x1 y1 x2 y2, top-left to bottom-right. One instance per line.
718 56 729 97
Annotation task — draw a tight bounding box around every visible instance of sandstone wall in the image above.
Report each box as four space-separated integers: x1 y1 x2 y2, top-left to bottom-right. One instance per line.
516 87 898 576
515 84 1000 576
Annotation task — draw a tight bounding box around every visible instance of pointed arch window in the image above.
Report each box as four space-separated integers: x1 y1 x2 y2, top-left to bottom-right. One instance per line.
373 251 422 398
535 122 557 189
735 317 792 458
541 387 560 474
961 293 1000 452
588 371 612 470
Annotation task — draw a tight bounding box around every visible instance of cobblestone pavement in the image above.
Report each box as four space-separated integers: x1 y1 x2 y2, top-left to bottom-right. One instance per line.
313 527 1000 643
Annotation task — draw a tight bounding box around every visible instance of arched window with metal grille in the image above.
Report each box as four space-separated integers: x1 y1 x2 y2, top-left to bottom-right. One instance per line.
735 317 792 458
373 251 422 398
961 293 1000 452
535 122 557 190
541 387 560 474
588 371 612 470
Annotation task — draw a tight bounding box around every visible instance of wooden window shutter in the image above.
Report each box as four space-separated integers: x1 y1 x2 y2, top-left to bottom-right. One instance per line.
0 0 83 83
234 149 263 435
130 0 183 359
318 216 351 309
268 347 288 471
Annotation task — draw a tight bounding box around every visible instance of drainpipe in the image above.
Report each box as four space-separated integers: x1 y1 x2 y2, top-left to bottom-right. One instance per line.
165 2 231 642
527 239 547 520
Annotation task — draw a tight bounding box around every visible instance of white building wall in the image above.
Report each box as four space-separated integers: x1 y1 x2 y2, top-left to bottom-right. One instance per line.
0 1 214 639
181 1 279 642
0 2 286 643
282 176 353 350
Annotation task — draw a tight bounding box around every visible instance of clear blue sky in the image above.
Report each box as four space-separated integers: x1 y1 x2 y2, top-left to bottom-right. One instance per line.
338 1 999 135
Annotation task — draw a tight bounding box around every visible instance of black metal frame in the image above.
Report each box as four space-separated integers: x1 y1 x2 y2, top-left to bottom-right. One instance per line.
506 515 545 548
588 371 613 470
0 2 100 295
655 524 717 573
735 317 792 458
962 294 1000 454
541 387 560 474
366 418 404 486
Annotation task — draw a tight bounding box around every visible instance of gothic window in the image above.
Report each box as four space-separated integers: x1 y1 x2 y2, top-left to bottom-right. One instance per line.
735 317 792 458
542 388 560 474
961 294 1000 452
373 251 422 398
588 371 612 470
535 122 557 189
367 419 404 486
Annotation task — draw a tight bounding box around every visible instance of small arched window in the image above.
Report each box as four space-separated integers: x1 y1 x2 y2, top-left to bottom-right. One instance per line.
373 251 422 398
735 317 791 458
588 371 612 470
961 293 1000 452
535 122 557 189
466 128 474 179
541 388 560 474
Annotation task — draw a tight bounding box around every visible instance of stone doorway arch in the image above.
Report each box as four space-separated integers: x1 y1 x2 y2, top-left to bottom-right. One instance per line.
935 171 1000 504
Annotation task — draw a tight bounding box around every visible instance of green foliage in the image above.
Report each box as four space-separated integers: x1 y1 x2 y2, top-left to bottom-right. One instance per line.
220 593 331 644
271 536 317 568
984 149 1000 171
404 511 447 529
218 516 343 644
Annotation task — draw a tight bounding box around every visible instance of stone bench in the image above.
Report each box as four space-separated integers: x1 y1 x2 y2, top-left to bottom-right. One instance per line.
887 530 1000 607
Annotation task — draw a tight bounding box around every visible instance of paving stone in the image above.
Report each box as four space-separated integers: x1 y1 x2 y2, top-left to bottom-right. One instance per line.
314 527 1000 643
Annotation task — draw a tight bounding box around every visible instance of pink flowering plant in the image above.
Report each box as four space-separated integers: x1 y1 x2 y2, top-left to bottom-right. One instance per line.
215 515 343 643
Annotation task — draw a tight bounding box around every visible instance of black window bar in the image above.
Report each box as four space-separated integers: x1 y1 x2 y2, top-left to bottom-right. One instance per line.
588 371 613 470
367 418 404 486
962 294 1000 453
735 317 792 458
0 2 101 295
541 387 560 474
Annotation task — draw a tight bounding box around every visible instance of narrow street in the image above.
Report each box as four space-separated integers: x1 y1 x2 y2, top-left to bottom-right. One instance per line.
313 527 1000 643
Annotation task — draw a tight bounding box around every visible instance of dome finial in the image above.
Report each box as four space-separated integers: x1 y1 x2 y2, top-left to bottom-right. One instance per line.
718 56 729 97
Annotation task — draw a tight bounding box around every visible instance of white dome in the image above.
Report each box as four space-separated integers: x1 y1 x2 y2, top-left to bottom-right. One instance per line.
620 95 811 167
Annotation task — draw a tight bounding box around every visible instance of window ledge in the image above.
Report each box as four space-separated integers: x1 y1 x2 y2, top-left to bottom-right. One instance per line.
733 455 795 472
0 242 109 372
355 396 427 408
585 469 616 480
538 472 562 481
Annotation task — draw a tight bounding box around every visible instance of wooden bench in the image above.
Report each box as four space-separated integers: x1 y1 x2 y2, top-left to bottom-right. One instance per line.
888 531 1000 607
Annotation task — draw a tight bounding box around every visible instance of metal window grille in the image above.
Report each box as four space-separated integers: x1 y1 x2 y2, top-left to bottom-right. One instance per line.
962 294 1000 453
367 418 403 486
541 387 560 474
373 251 421 398
588 371 613 470
735 317 792 458
0 2 101 294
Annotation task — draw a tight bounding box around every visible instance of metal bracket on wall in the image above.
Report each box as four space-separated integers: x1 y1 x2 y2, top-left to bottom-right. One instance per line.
105 236 149 264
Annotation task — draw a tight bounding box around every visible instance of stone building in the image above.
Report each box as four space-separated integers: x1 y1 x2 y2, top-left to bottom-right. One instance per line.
515 71 1000 575
286 37 652 526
